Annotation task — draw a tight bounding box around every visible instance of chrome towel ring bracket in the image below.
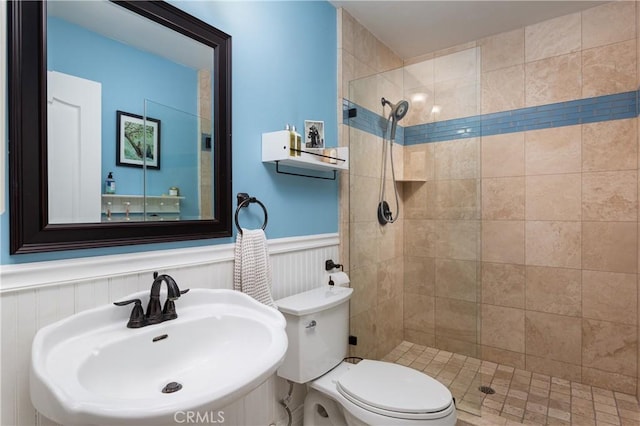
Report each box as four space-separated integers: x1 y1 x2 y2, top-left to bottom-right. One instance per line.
235 193 268 235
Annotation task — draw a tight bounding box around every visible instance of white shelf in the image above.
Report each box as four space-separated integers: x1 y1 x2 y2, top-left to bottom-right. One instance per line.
102 194 185 200
262 130 349 174
101 194 184 221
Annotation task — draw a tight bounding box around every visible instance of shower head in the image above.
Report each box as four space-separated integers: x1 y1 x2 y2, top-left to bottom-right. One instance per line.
381 97 410 122
381 97 409 140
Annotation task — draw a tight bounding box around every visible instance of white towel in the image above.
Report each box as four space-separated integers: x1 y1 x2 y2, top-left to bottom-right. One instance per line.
233 228 276 308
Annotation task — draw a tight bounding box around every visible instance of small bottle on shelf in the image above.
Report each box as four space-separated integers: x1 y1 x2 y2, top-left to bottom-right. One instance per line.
105 172 116 194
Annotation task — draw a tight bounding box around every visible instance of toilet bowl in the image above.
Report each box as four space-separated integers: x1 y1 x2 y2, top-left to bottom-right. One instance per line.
303 360 456 426
275 285 456 426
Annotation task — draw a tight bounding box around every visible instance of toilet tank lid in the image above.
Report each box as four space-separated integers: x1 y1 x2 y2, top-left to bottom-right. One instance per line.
275 286 353 316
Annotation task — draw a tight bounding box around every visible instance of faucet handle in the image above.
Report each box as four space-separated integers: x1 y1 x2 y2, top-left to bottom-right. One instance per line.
114 298 141 307
162 299 177 321
162 289 190 320
113 299 145 328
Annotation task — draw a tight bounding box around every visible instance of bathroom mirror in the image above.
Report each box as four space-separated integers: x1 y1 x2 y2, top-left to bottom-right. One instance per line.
8 0 232 254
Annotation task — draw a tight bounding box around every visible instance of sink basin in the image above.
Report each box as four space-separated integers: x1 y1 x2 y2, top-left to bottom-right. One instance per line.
30 288 288 426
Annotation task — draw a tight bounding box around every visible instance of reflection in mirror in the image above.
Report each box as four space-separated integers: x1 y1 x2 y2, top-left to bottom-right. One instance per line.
46 0 215 224
8 0 232 254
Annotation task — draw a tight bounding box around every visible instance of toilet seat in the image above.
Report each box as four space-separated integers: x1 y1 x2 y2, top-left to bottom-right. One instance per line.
336 360 454 421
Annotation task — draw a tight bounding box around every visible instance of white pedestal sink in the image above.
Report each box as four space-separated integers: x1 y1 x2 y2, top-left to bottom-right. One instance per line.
30 288 288 426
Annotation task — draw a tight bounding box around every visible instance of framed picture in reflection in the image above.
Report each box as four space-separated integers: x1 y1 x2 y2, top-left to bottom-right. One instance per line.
116 110 161 169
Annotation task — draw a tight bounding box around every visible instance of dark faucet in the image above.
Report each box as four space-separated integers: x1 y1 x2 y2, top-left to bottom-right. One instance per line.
146 272 183 325
114 271 189 328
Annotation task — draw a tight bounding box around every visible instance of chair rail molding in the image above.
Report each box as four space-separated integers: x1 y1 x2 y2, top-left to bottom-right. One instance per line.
1 233 339 294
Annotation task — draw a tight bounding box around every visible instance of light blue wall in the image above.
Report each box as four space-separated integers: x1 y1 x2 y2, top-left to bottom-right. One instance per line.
0 1 338 264
47 17 200 219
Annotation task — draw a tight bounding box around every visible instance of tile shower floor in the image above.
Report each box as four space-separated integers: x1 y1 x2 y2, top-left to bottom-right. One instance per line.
383 341 640 426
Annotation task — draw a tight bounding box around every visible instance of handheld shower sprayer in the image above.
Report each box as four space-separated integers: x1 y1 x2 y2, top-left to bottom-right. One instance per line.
378 97 409 225
381 97 409 141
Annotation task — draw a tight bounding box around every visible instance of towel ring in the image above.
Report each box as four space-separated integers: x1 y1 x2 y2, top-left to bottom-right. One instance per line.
235 194 268 235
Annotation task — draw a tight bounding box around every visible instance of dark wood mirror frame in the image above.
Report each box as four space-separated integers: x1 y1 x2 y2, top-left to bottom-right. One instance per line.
8 0 232 255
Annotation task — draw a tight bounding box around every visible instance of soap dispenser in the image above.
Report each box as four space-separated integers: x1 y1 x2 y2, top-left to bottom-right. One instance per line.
105 172 116 194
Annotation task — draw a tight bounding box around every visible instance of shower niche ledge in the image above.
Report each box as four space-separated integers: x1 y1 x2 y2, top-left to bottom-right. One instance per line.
396 176 427 183
262 131 349 180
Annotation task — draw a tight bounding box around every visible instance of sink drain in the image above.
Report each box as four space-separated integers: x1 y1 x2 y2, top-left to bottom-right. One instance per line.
162 382 182 393
478 385 496 395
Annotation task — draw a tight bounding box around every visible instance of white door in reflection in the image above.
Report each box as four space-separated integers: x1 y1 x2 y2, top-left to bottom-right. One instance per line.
47 71 102 224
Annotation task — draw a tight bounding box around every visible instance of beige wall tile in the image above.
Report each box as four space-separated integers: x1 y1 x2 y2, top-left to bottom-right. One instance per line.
526 174 581 221
404 60 435 91
436 179 479 220
377 257 403 303
404 329 435 347
404 144 434 181
436 297 478 343
525 12 581 62
350 130 381 178
435 139 479 180
583 40 637 98
404 293 435 333
340 8 356 56
350 175 379 223
582 270 637 325
582 1 636 50
582 170 638 222
482 177 525 220
379 221 403 261
525 266 582 316
582 222 638 273
525 221 581 269
481 262 525 308
582 318 637 377
482 304 525 353
525 125 581 175
376 295 404 358
525 52 582 106
481 133 525 178
481 65 525 114
436 220 480 261
349 308 377 359
480 28 525 72
434 48 478 83
481 346 526 370
434 78 479 121
404 219 436 258
582 118 638 172
435 336 478 358
525 311 582 364
581 367 637 395
349 266 378 317
435 258 478 302
350 221 380 269
404 86 435 127
404 181 436 220
482 220 525 265
404 256 435 296
525 355 582 382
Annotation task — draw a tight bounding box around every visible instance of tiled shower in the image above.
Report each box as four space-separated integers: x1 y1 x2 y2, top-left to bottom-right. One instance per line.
338 0 640 413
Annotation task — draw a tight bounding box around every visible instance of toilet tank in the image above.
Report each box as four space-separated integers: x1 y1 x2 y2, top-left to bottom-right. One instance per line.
275 285 353 384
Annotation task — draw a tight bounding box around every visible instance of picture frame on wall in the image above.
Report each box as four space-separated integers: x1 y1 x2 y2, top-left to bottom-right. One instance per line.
304 120 324 149
116 110 161 169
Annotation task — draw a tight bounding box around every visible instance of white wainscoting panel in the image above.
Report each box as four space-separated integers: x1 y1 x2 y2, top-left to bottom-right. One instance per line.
0 233 337 426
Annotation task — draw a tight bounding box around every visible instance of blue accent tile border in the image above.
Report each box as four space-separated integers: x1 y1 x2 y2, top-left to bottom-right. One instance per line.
344 90 639 145
342 99 404 142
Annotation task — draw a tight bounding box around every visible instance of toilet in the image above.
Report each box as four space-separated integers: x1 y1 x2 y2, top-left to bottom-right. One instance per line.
275 285 456 426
